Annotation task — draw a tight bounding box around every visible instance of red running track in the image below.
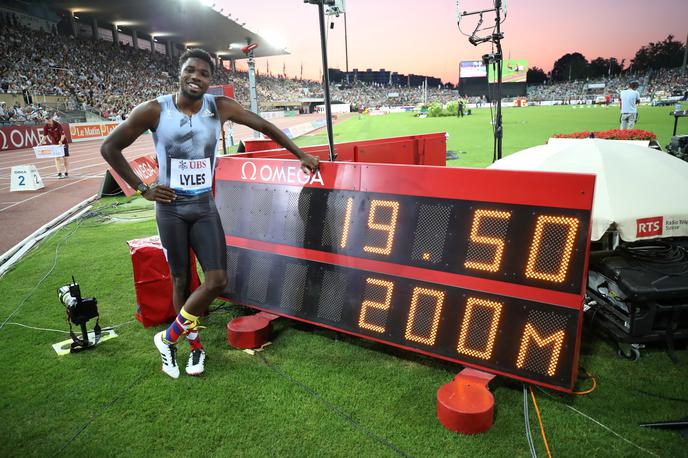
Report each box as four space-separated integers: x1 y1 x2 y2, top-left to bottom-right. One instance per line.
0 113 328 255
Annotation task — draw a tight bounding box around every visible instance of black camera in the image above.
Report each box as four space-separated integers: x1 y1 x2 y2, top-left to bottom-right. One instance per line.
58 280 98 325
666 135 688 162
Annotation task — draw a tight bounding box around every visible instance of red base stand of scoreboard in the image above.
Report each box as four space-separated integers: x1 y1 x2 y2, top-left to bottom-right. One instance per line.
437 368 496 434
227 312 279 349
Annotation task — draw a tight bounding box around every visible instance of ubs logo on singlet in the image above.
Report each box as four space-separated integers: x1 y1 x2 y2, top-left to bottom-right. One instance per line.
178 159 208 170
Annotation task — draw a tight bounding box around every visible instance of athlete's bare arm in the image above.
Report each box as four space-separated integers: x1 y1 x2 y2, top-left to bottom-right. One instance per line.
215 97 320 174
101 100 176 203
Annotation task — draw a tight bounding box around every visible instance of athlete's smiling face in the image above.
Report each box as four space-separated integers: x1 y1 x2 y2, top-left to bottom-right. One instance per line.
179 57 212 100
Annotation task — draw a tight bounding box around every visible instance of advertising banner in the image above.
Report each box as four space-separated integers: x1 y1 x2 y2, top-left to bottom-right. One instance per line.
0 123 69 151
106 155 158 197
68 121 119 143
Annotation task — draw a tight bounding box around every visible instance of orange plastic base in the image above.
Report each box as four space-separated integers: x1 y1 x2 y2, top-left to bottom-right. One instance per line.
226 312 278 349
437 368 496 434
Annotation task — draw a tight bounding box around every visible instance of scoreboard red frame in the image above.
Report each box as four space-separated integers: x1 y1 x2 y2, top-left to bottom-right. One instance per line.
215 157 595 392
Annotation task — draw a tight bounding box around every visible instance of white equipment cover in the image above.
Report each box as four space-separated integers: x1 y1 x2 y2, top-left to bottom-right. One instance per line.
489 139 688 241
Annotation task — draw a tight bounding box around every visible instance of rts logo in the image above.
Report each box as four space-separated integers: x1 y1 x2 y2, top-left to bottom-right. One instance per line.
636 216 663 238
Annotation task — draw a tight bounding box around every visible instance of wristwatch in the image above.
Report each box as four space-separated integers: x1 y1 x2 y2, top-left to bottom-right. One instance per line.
136 183 150 195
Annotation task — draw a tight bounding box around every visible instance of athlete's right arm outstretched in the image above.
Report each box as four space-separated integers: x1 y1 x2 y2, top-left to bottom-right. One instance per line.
101 101 176 203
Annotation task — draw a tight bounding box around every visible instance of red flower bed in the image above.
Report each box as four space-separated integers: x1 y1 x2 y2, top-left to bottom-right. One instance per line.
553 129 657 140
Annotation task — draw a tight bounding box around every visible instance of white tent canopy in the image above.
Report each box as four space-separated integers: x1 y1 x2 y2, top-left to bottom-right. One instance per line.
489 139 688 241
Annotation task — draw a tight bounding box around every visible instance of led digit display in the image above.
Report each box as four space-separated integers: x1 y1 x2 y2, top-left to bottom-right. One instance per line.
404 287 445 345
525 215 580 283
464 209 512 272
359 278 394 333
216 183 590 294
215 158 594 391
456 297 502 360
363 200 400 255
223 246 580 388
340 197 354 248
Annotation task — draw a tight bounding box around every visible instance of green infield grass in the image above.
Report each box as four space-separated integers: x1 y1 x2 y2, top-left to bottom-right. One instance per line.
296 104 687 168
1 104 687 457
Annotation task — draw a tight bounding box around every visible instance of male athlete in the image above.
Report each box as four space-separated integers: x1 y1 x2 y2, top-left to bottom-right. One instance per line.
101 49 319 378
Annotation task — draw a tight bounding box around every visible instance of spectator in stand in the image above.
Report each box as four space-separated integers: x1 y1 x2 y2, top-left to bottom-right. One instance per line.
40 114 70 178
619 81 641 129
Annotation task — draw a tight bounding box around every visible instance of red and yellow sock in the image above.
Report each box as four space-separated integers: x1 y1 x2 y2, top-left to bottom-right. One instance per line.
187 329 203 351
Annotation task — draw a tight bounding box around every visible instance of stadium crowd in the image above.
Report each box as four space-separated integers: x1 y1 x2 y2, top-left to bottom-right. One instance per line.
0 21 462 122
646 67 688 98
526 68 687 103
1 19 686 125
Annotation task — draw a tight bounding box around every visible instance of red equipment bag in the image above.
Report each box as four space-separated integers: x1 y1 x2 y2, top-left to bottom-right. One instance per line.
127 236 201 327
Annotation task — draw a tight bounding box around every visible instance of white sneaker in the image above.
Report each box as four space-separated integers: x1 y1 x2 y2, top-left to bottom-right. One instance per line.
186 348 206 376
154 331 179 379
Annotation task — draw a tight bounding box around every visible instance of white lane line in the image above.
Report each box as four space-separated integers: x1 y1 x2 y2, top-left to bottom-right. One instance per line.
0 177 97 213
0 146 153 171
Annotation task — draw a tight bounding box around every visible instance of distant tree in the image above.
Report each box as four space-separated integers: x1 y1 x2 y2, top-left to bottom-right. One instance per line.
527 66 547 84
631 35 685 71
551 53 589 81
588 57 607 78
609 58 623 76
587 57 623 78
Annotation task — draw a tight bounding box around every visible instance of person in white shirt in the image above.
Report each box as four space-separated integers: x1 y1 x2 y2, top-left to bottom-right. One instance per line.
619 81 641 129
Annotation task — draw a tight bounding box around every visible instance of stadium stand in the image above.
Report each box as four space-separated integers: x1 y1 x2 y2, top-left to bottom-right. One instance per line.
1 10 685 124
526 69 687 104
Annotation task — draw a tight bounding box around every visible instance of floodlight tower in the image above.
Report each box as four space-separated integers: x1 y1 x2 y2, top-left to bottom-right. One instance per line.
242 42 261 138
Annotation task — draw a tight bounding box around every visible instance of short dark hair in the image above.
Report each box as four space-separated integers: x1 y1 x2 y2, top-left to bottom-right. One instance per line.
629 81 639 89
179 48 215 74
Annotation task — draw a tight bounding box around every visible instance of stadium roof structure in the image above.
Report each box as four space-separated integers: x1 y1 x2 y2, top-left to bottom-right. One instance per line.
51 0 288 60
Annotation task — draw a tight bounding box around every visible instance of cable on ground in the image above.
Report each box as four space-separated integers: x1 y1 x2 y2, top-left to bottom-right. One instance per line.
256 351 414 458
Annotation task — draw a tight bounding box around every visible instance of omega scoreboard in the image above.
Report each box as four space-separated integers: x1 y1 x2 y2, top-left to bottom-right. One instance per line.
215 158 595 391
